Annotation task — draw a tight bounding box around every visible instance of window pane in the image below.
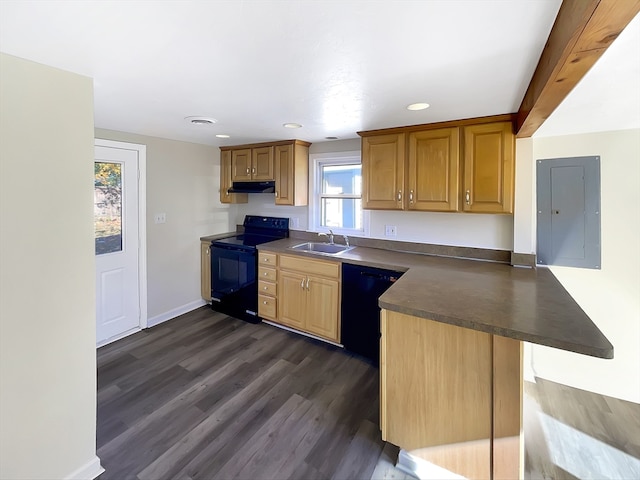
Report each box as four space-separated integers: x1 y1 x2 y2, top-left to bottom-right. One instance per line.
321 164 361 195
94 162 122 255
321 198 362 229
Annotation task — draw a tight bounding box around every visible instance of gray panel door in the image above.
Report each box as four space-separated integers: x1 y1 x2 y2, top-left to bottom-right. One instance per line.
537 156 600 269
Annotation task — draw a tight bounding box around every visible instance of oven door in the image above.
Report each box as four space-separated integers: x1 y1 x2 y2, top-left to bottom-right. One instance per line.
210 244 258 320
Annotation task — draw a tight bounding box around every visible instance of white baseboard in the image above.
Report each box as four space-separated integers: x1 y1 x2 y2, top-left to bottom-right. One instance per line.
146 299 206 328
65 456 104 480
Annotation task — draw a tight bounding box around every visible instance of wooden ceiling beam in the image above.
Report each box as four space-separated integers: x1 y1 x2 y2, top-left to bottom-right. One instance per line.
516 0 640 138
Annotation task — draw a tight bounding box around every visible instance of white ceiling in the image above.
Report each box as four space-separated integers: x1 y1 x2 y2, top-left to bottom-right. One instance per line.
1 0 636 147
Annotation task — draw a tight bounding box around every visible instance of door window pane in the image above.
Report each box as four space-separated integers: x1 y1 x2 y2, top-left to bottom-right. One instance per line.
94 162 122 255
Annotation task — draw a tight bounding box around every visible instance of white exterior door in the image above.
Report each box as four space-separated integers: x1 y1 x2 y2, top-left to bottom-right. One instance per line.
95 142 142 345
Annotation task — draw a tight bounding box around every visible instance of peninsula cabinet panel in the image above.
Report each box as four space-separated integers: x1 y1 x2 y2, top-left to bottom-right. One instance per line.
463 122 514 213
380 309 492 480
220 150 248 204
252 146 274 181
408 127 460 212
231 148 252 181
362 133 405 210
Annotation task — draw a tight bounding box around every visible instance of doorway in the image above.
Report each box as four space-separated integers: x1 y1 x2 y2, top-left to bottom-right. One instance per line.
95 139 147 346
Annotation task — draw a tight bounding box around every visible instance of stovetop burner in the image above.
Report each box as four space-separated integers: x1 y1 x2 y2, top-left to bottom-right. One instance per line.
212 215 290 250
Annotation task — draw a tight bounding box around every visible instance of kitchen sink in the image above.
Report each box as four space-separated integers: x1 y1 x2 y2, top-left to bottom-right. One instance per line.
289 242 354 255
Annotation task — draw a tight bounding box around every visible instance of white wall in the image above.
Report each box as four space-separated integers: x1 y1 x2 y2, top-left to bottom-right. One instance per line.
237 138 515 250
525 129 640 403
95 129 233 323
0 54 100 479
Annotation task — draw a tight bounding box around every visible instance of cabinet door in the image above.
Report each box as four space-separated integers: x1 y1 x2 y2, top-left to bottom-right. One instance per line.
362 134 406 210
231 148 252 181
408 128 460 212
252 146 274 180
305 276 340 342
220 150 247 204
463 122 514 213
278 270 307 331
274 144 294 205
200 241 211 301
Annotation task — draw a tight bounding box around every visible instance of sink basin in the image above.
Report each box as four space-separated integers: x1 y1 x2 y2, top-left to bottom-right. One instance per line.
290 242 354 255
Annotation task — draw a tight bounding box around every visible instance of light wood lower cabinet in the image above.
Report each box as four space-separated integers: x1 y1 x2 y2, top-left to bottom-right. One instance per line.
380 309 523 480
200 241 211 301
257 252 278 321
270 253 341 343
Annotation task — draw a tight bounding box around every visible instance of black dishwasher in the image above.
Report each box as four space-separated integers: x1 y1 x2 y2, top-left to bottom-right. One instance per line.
341 263 404 365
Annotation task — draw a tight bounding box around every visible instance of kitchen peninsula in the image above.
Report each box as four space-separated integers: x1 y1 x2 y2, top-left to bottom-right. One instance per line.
255 237 613 479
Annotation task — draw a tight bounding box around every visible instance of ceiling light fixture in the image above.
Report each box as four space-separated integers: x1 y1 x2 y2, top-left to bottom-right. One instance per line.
185 116 217 125
283 123 302 129
407 103 430 111
216 134 230 139
325 136 339 140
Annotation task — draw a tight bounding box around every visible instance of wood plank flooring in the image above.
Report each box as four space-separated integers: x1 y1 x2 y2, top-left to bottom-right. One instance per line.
98 306 640 480
97 306 391 480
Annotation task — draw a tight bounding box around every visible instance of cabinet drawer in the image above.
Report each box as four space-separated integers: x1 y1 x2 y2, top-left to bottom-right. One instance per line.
258 251 277 266
279 254 340 278
258 294 277 320
259 280 277 296
258 266 277 282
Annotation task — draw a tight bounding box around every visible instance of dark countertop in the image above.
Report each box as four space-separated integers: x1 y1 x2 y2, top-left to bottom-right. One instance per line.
200 232 237 242
258 238 614 359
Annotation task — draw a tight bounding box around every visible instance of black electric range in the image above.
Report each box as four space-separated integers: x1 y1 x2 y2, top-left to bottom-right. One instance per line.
209 215 289 323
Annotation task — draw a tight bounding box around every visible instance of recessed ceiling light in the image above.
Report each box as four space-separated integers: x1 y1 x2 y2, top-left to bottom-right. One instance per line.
407 103 430 111
185 116 217 125
216 134 230 139
283 123 302 129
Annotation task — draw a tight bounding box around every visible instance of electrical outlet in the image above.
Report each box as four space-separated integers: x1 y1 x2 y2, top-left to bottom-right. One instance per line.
385 225 397 237
154 213 166 224
290 217 300 229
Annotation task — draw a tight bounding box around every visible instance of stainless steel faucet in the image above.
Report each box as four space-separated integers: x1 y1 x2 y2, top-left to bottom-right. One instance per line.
318 230 335 244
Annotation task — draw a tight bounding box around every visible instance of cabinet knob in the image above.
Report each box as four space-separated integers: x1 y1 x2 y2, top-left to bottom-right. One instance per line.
300 278 305 288
264 258 269 262
275 191 279 198
263 272 268 276
264 286 268 290
397 190 402 201
252 167 256 174
263 300 268 305
246 167 250 174
306 277 310 290
409 190 414 203
465 190 470 205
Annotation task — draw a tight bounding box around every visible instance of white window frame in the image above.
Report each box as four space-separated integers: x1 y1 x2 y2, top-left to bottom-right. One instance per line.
309 151 369 237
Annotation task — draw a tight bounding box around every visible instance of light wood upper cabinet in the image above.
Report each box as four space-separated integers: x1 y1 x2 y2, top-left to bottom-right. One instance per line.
362 133 405 210
221 140 310 206
408 127 460 212
200 241 211 301
220 150 248 204
231 148 253 181
463 122 515 213
274 142 309 206
252 146 274 181
231 146 274 182
359 115 515 214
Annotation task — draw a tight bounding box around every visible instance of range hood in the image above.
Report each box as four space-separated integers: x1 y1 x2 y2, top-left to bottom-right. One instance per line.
227 181 275 194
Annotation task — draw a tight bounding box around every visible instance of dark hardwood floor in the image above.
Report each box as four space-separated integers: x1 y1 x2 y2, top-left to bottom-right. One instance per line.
98 306 639 480
97 306 391 480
